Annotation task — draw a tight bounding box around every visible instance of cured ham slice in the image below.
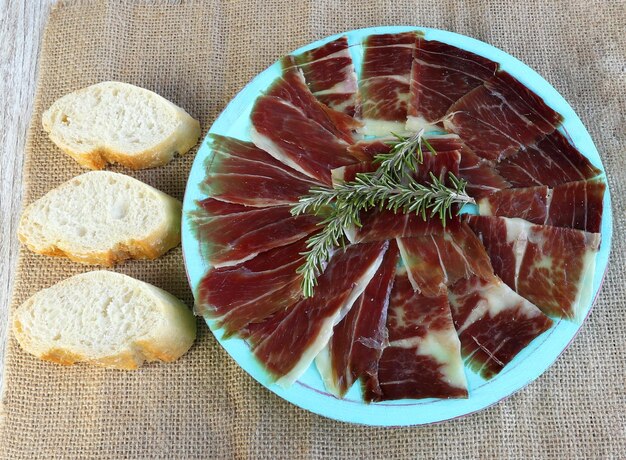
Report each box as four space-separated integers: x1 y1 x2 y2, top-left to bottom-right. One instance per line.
195 239 306 336
479 185 550 224
315 242 400 397
444 71 562 161
397 223 494 296
202 134 320 206
364 269 468 401
347 139 392 161
288 36 358 115
346 133 461 162
478 179 606 233
397 225 553 379
270 60 359 142
448 276 553 379
244 241 388 386
347 211 461 244
189 199 319 267
407 38 498 131
495 130 602 187
459 145 510 198
250 65 358 184
466 215 601 321
358 32 418 136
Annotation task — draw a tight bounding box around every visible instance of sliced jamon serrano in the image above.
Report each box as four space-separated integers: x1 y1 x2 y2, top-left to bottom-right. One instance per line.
244 241 389 387
358 32 418 136
396 224 553 379
406 38 498 131
459 145 510 198
250 65 359 184
478 179 606 233
202 134 320 206
444 71 562 161
195 239 306 336
347 210 462 244
346 133 461 162
397 223 493 296
269 60 360 142
315 242 400 397
466 215 601 321
364 269 468 401
495 130 602 187
347 139 393 162
189 198 319 267
448 276 553 379
288 36 358 115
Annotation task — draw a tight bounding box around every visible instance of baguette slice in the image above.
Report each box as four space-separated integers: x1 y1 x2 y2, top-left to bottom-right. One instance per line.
18 171 181 266
42 81 201 169
13 271 196 369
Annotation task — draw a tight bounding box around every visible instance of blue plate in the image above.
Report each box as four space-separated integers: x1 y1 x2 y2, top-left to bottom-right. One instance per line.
182 26 612 426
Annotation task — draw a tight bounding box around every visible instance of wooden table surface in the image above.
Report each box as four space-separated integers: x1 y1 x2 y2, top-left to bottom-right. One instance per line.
0 0 53 392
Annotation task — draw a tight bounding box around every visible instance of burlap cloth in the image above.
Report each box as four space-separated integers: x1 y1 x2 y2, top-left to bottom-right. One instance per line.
1 0 624 458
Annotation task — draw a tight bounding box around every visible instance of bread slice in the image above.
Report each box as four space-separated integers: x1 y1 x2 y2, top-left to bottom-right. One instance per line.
13 271 197 369
18 171 181 266
42 81 201 169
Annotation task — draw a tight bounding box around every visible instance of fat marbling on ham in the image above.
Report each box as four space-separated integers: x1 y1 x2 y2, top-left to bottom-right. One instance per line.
315 241 400 397
358 32 418 136
202 134 321 207
288 36 358 115
444 71 562 161
478 179 606 233
244 241 389 387
250 63 359 185
364 268 468 401
397 224 553 379
188 198 319 268
467 215 601 321
448 275 553 379
406 38 498 131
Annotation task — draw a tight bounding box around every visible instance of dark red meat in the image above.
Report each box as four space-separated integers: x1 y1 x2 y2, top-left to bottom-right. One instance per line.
316 241 400 397
358 32 418 135
397 222 494 296
202 134 320 206
189 198 319 267
444 71 562 161
364 270 468 401
495 130 602 187
289 36 358 115
251 65 360 184
459 145 510 198
478 179 605 233
467 215 601 321
448 275 553 379
245 241 389 386
195 238 307 336
407 38 498 130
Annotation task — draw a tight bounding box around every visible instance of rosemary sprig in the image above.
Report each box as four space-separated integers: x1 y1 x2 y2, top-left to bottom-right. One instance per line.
292 132 475 298
372 130 436 180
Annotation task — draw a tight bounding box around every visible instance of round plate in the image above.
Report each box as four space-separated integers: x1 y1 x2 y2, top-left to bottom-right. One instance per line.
182 26 612 426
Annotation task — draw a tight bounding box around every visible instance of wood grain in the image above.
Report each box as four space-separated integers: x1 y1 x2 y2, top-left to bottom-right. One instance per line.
0 0 53 391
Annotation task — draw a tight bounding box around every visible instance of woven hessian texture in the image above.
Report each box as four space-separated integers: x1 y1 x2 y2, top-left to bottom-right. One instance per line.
1 0 625 458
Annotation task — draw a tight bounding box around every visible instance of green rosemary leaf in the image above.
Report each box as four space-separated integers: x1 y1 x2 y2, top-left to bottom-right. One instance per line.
292 131 475 297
